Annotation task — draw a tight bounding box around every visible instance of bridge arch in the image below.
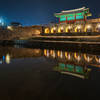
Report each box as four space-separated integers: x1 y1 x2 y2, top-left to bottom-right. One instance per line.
51 27 56 33
66 26 72 33
74 25 82 32
84 25 93 32
45 28 50 33
95 24 100 32
58 26 64 33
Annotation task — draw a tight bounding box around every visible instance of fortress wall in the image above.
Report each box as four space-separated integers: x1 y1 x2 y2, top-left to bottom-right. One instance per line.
0 26 43 40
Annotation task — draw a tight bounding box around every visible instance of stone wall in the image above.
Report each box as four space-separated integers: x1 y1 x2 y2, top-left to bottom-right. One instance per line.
0 25 43 40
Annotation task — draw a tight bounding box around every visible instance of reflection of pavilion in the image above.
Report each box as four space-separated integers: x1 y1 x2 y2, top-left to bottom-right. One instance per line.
44 49 100 65
54 63 91 79
44 49 100 79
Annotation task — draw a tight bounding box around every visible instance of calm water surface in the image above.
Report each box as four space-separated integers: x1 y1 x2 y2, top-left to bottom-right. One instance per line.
0 45 100 100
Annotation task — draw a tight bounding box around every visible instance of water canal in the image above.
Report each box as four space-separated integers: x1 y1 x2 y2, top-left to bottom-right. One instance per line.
0 45 100 100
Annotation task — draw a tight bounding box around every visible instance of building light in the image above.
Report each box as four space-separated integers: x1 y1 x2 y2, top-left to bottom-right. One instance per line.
53 27 56 30
61 27 63 30
68 54 71 60
97 24 100 28
87 25 91 29
68 26 71 29
77 25 81 29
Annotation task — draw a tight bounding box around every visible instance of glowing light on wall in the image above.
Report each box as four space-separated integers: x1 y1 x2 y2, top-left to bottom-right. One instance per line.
65 26 72 32
44 49 50 57
46 50 50 57
74 53 81 62
97 24 100 28
87 25 91 29
61 27 64 30
84 54 93 62
95 56 100 63
68 54 71 60
60 51 63 58
58 26 64 33
51 27 56 33
44 49 47 56
68 26 71 29
52 50 56 58
45 28 50 33
77 25 81 29
57 51 63 58
65 52 71 60
65 52 68 58
84 25 92 32
97 24 100 31
75 25 82 32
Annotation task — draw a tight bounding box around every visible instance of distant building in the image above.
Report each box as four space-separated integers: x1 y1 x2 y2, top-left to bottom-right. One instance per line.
55 7 91 24
44 7 100 34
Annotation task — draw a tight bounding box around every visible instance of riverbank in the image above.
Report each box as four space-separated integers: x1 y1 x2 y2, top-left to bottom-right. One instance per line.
0 38 100 53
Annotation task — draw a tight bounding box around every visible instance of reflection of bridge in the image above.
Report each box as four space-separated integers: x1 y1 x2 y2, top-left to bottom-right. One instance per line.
44 49 100 66
44 49 100 79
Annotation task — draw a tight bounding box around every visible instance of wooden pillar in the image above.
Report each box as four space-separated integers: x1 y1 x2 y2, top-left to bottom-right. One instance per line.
59 18 60 24
66 17 67 24
84 16 87 23
75 15 76 22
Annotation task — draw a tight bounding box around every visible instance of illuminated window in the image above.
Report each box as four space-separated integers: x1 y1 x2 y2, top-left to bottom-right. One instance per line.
76 66 84 74
60 17 66 21
76 16 84 19
67 16 75 21
66 64 74 72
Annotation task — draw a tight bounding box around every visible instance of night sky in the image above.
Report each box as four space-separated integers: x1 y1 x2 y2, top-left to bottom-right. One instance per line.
0 0 100 26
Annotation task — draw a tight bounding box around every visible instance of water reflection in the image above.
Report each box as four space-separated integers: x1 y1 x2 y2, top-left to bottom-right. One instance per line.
44 49 100 79
0 54 11 64
44 49 100 65
0 46 100 79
